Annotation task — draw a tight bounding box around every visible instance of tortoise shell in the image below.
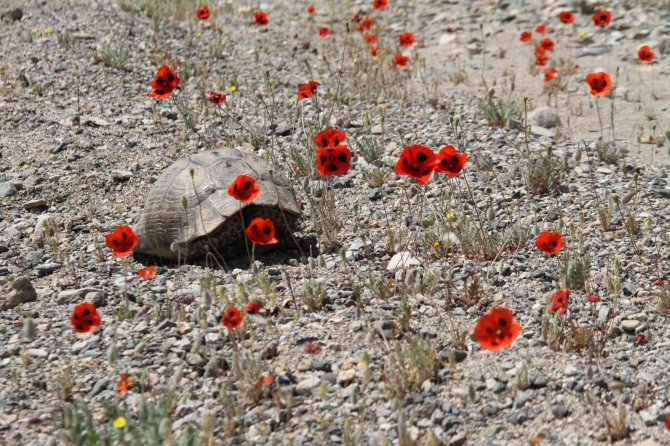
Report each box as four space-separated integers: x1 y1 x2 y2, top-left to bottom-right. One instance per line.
134 148 300 260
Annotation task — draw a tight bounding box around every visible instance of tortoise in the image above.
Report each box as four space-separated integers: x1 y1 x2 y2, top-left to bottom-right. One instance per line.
134 148 300 261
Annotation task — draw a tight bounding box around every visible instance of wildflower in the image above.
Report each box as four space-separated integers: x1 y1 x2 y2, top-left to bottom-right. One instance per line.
228 175 261 203
446 212 456 222
372 0 388 11
534 47 548 66
592 10 612 28
228 85 237 93
535 231 564 255
254 11 268 26
394 145 436 185
138 265 156 279
196 6 210 19
261 375 274 385
636 335 648 345
653 279 665 286
314 128 346 148
666 415 670 431
70 302 102 334
105 225 139 258
446 27 457 33
586 293 601 303
394 53 409 69
638 45 655 64
316 146 352 176
149 65 180 100
116 374 131 395
222 307 244 330
304 341 322 355
113 417 127 429
544 67 557 82
559 11 575 24
365 34 377 45
208 91 226 105
434 145 467 178
307 5 316 14
297 80 320 101
357 16 374 33
540 37 554 52
473 307 521 352
371 46 379 57
519 31 532 43
245 218 278 245
245 301 263 315
319 27 330 37
399 32 415 47
585 72 612 96
549 288 570 314
535 24 547 34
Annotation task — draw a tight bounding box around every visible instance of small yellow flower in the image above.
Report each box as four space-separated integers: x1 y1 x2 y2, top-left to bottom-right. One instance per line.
195 31 202 38
433 241 440 249
44 27 53 34
228 85 237 93
446 212 456 222
577 30 586 38
113 416 127 429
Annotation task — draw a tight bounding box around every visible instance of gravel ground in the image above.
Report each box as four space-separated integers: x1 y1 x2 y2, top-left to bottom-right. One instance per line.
1 0 670 445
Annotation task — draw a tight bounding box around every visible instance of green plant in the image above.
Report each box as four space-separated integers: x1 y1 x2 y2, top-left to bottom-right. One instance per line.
382 336 439 398
527 147 564 195
94 46 131 71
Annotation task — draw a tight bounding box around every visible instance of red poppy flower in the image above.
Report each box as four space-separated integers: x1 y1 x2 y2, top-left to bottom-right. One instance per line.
197 6 210 20
638 45 655 64
394 145 436 185
372 0 388 10
535 231 564 255
519 31 532 43
371 46 379 57
549 288 570 314
116 374 131 395
544 67 557 82
222 307 244 330
307 5 316 15
70 302 102 334
666 415 670 431
319 27 330 37
314 128 346 148
636 335 648 345
245 218 278 245
585 72 612 96
473 307 521 352
435 145 467 178
446 27 457 33
297 80 320 101
254 11 268 26
105 225 139 258
586 293 601 303
365 34 377 45
399 32 415 47
653 279 665 286
316 146 352 176
245 301 263 315
227 174 261 203
357 16 374 33
394 53 409 69
535 50 548 67
208 91 226 105
138 265 156 280
351 14 362 23
149 65 180 100
592 10 611 27
535 24 547 34
261 375 274 386
559 11 575 24
304 341 322 355
540 37 554 52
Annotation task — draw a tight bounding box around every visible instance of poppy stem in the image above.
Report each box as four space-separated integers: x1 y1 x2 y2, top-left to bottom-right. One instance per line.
595 97 604 142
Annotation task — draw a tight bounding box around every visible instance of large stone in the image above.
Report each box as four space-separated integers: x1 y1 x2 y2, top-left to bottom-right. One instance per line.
387 252 421 271
529 106 561 129
0 182 17 197
1 277 38 310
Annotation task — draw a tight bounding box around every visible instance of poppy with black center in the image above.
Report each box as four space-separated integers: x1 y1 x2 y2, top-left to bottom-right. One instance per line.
245 218 278 245
535 231 564 255
307 5 316 14
372 0 388 11
585 72 612 96
208 91 226 105
319 27 330 37
70 302 102 334
254 11 268 26
638 45 655 64
371 46 379 57
559 11 575 24
592 10 611 28
314 128 346 148
473 307 521 352
227 174 261 203
394 53 409 69
519 31 532 43
138 265 156 279
149 66 180 100
245 301 263 315
105 225 139 258
549 288 569 314
399 32 415 47
394 145 436 185
196 6 210 19
316 146 352 176
435 145 467 178
222 307 244 330
544 67 558 82
540 37 554 52
535 24 547 34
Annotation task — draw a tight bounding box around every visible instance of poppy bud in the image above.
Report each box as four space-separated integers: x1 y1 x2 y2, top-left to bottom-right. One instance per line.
159 419 172 439
189 168 195 177
203 290 213 307
107 340 118 365
487 207 495 221
317 255 326 267
488 88 495 99
23 317 35 340
575 147 582 162
255 90 263 99
181 196 188 209
173 365 183 386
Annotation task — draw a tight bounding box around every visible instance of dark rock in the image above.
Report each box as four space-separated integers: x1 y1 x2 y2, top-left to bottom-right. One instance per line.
551 404 570 419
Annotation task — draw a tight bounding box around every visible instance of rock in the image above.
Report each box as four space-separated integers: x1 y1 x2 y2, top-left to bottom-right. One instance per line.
260 341 279 360
440 349 467 363
111 170 132 181
24 199 47 210
634 440 662 446
89 378 110 397
551 404 570 419
448 432 467 446
296 376 321 395
336 369 356 386
1 8 23 21
1 277 37 310
622 282 637 296
52 139 73 154
36 262 61 276
85 291 108 308
575 46 611 58
387 252 421 271
529 106 561 129
620 320 641 333
0 181 17 197
439 34 458 45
